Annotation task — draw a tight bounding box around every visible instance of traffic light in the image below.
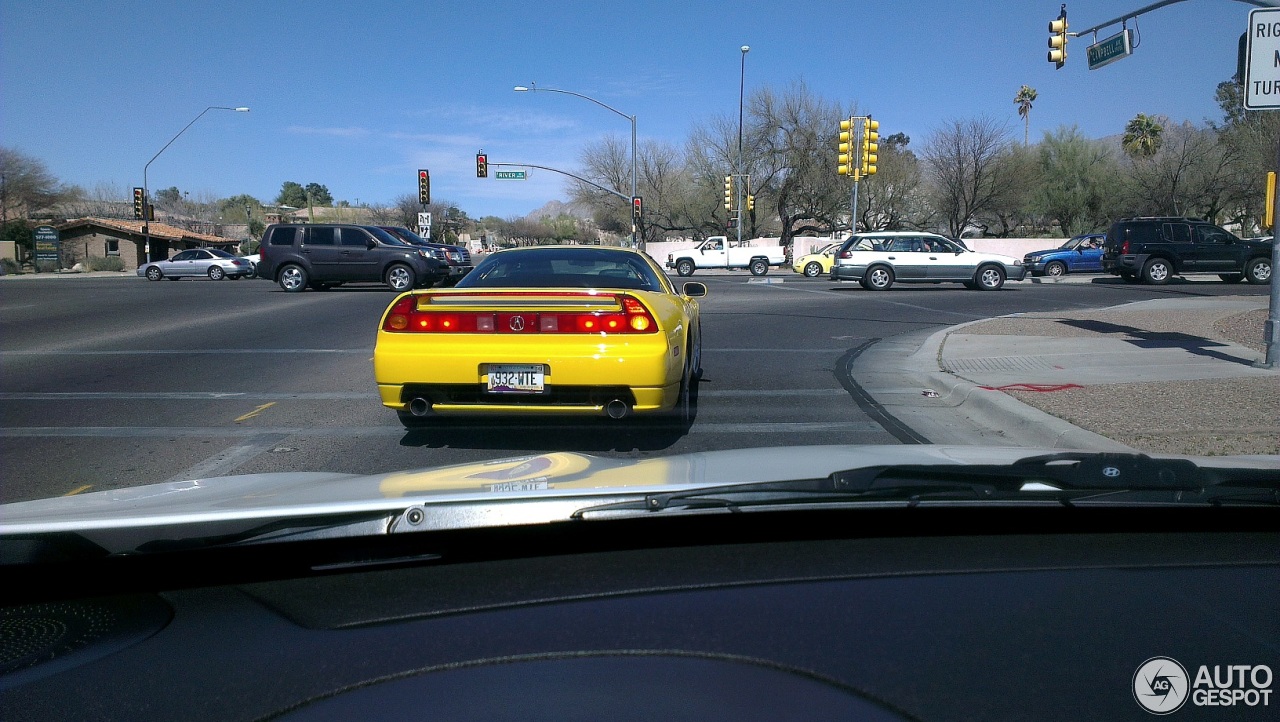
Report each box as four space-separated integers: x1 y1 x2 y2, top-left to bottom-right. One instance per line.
133 188 145 220
746 195 755 212
1048 6 1068 69
1265 171 1276 231
632 196 643 223
723 175 734 211
418 169 431 204
475 152 488 178
861 119 879 176
838 118 853 175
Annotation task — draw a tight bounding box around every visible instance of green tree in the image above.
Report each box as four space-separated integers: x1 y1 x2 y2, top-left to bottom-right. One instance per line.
1122 114 1164 158
154 187 182 204
1014 85 1037 146
276 181 307 207
1035 126 1119 236
304 183 333 206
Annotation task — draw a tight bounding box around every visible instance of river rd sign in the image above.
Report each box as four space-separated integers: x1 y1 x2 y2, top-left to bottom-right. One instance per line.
1245 7 1280 110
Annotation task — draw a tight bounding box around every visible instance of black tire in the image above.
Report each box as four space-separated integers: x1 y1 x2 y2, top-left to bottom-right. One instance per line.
278 264 307 292
1244 257 1272 285
749 258 768 276
865 265 894 291
145 266 162 281
1044 261 1067 277
675 259 695 277
208 265 225 281
385 264 415 292
1141 258 1172 285
975 264 1006 291
804 262 822 278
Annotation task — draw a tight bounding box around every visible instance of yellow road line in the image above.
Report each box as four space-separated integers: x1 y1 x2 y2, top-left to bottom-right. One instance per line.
235 401 277 422
63 484 93 496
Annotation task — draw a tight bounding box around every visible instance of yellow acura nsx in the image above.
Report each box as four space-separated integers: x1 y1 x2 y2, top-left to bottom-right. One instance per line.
374 245 706 428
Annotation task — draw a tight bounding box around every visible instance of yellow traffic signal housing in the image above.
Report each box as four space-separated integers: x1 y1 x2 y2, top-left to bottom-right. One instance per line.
1048 9 1068 68
723 175 734 211
862 119 879 176
1265 171 1276 231
838 118 853 175
746 195 755 212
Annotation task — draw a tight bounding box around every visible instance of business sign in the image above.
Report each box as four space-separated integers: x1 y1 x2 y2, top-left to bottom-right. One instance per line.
495 170 527 180
1087 29 1133 71
33 225 60 262
1245 8 1280 110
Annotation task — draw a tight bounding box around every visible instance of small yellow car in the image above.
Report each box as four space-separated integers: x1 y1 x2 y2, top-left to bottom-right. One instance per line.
374 245 706 428
791 242 839 277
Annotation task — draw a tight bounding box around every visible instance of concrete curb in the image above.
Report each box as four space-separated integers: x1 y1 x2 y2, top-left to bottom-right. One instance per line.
0 271 138 281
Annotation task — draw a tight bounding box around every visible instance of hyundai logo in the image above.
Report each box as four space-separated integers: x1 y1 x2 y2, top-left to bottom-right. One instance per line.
509 316 525 331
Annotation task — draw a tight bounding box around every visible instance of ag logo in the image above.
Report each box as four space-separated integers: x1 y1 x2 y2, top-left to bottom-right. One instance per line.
1134 657 1189 714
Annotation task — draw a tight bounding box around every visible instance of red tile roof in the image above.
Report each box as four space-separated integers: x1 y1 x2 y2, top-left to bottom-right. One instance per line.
57 217 230 244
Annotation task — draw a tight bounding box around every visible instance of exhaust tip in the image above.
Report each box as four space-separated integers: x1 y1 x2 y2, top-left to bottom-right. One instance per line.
605 399 630 420
408 397 432 417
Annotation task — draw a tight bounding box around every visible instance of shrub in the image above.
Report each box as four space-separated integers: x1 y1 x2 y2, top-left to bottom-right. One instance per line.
36 260 59 273
85 256 125 272
1 258 19 275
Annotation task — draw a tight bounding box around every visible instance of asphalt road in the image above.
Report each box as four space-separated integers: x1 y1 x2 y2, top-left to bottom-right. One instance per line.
1 273 1270 503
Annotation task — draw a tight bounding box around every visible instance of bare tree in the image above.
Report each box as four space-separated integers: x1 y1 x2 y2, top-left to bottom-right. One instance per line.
920 117 1014 238
856 134 929 231
1122 120 1234 220
1 147 74 223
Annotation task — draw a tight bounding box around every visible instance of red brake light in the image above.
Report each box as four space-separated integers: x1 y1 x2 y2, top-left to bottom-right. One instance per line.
1120 240 1130 254
380 293 659 334
840 250 852 259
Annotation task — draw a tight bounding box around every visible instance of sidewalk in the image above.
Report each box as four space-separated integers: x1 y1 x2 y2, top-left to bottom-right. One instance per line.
852 295 1279 456
0 270 135 280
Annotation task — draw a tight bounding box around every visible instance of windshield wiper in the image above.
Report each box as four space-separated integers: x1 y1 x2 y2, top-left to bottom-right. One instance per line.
569 452 1280 518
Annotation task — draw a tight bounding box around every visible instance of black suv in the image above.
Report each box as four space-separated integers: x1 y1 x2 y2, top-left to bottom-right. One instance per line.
1100 217 1273 285
258 224 449 292
378 226 473 286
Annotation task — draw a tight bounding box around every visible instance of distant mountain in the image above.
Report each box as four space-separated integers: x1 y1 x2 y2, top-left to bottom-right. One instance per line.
524 199 594 221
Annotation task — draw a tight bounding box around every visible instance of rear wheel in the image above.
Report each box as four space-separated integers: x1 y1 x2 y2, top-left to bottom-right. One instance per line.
1244 257 1271 285
208 266 225 281
975 264 1006 291
278 264 307 292
1044 261 1067 277
749 258 768 276
385 264 415 292
804 262 822 277
1141 258 1171 285
676 259 695 277
865 265 894 291
145 267 162 281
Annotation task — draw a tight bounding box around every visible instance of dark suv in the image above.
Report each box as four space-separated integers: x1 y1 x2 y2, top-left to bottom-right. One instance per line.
1101 217 1272 285
378 226 473 286
258 224 449 293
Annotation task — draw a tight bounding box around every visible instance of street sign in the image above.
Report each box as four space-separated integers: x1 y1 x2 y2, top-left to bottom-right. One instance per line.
1245 8 1280 110
494 170 527 180
1086 29 1133 71
418 212 432 240
33 226 60 264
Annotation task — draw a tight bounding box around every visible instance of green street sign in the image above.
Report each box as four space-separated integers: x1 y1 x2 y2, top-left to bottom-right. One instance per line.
1087 29 1133 71
494 170 527 180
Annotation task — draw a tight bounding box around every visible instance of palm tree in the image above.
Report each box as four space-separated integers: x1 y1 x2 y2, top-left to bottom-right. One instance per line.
1122 114 1164 158
1014 85 1037 145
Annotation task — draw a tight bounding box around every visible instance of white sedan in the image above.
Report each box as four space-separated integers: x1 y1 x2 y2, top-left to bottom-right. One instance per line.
830 232 1025 291
137 248 254 281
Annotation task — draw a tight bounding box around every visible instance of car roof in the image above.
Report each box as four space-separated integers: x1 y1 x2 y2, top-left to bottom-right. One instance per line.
849 231 947 237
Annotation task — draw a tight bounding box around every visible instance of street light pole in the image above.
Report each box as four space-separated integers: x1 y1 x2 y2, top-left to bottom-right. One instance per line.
514 85 638 249
738 45 749 245
142 106 249 262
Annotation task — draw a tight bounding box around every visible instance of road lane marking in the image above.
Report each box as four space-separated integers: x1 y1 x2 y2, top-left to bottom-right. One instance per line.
0 392 375 400
1 422 882 438
62 484 93 496
164 433 292 483
1 348 369 356
234 402 277 422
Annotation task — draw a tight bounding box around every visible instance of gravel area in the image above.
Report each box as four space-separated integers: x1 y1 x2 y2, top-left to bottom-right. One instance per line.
959 301 1278 456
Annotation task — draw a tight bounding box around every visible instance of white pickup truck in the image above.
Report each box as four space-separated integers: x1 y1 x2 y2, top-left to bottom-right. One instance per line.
665 237 788 277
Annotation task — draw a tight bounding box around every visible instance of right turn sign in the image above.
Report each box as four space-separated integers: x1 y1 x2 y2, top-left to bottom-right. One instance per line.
1245 8 1280 110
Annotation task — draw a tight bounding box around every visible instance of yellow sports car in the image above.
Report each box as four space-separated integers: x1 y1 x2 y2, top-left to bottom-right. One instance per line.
791 242 839 277
374 245 706 428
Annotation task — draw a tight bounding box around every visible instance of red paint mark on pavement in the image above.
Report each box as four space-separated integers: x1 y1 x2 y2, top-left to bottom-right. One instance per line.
978 383 1084 393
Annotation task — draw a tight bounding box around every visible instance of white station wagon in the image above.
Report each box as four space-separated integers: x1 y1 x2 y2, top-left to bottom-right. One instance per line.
831 232 1025 291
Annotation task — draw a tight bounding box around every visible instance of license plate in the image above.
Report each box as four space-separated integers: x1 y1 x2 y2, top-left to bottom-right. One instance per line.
487 364 545 393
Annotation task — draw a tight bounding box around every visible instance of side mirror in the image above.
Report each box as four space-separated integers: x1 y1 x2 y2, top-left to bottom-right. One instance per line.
682 282 708 298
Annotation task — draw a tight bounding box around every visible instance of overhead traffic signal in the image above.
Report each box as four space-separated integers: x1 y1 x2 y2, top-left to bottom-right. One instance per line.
723 175 734 211
133 187 145 219
632 196 643 223
475 152 488 178
837 118 853 176
861 119 879 176
418 169 431 204
746 195 755 212
1048 6 1068 69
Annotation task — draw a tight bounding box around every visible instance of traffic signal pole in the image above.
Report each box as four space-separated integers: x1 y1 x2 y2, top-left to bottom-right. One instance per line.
1264 141 1280 368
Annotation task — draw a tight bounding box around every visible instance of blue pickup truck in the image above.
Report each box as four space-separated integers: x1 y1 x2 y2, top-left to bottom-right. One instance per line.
1023 233 1105 277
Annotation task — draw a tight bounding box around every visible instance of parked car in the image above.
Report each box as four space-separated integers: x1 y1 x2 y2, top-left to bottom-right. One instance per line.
239 252 260 276
137 248 253 281
792 242 840 277
374 245 705 428
378 226 473 286
1100 217 1272 285
1023 234 1105 277
831 232 1026 290
257 224 450 293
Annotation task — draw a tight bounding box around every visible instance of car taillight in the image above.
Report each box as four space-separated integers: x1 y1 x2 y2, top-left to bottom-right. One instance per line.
840 250 852 259
381 293 659 334
1120 240 1130 254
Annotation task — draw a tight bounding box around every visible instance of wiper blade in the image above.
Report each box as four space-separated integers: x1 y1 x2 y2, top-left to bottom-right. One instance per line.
570 452 1280 518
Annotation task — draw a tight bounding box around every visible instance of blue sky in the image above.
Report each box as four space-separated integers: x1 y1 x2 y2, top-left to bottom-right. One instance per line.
0 0 1247 219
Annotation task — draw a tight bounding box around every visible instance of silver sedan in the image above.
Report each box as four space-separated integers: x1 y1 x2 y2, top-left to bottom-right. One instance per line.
137 248 253 281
